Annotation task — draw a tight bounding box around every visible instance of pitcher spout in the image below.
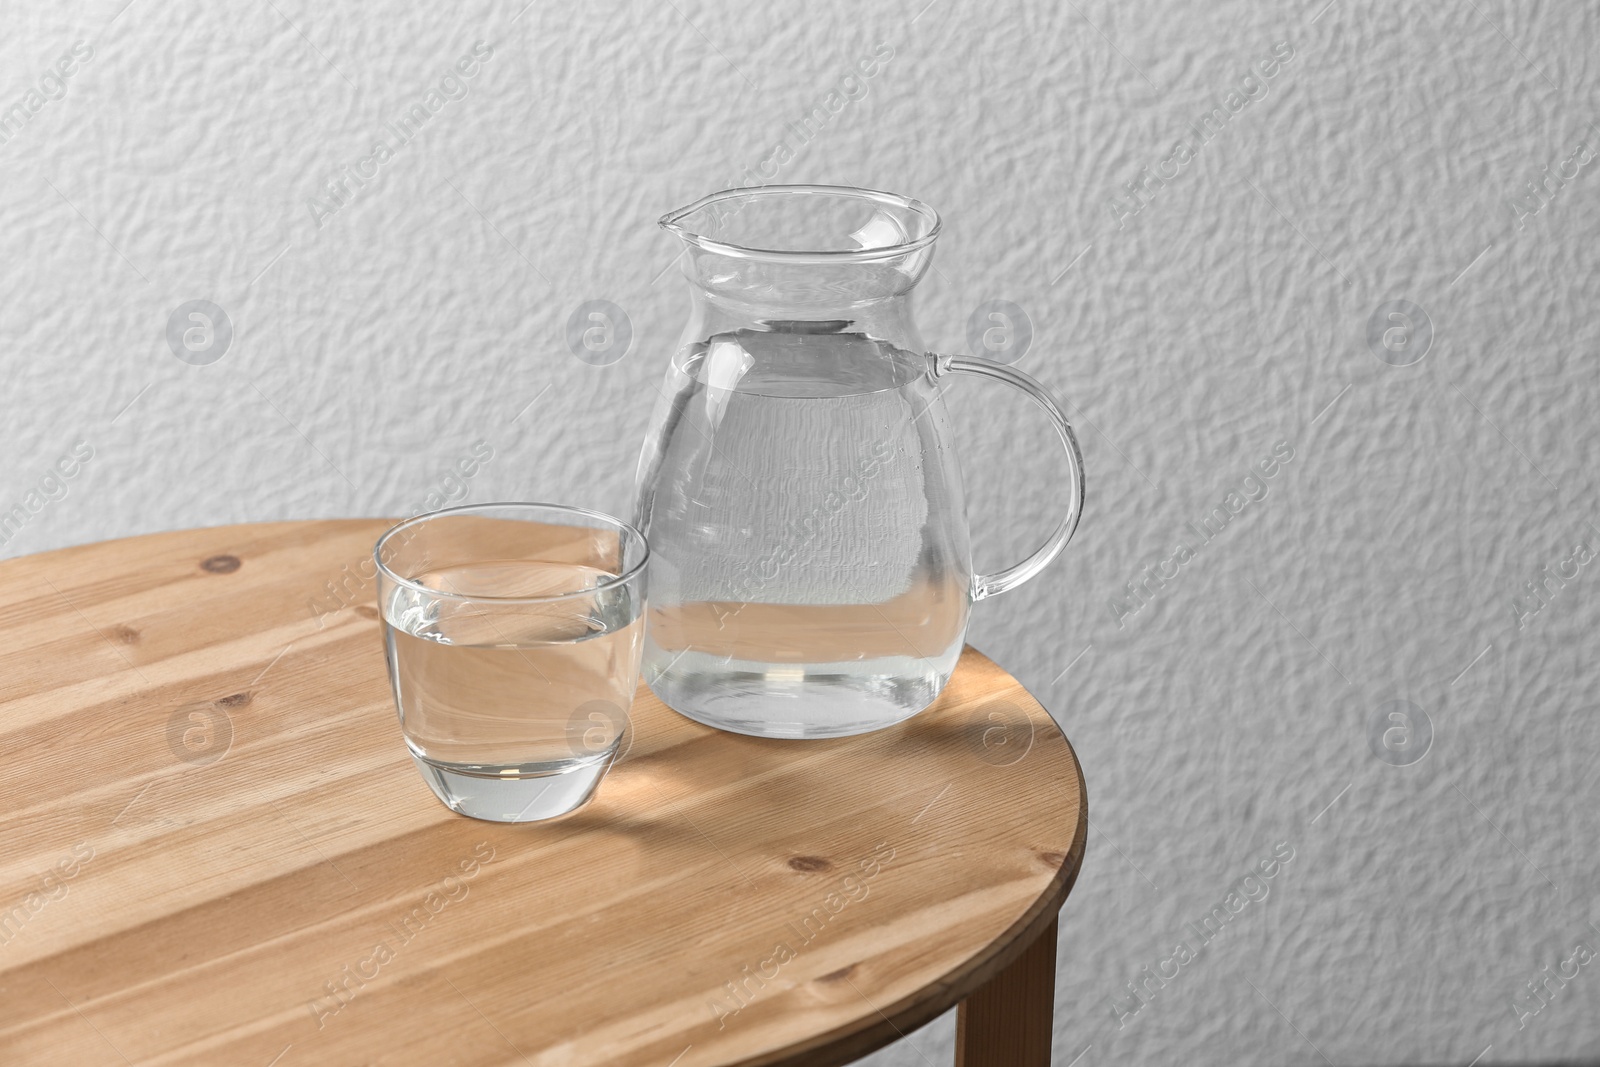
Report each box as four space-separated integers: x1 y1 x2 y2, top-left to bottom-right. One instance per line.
658 184 941 308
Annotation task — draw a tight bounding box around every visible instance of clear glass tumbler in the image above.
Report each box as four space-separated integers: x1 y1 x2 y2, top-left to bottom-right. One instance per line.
373 503 648 822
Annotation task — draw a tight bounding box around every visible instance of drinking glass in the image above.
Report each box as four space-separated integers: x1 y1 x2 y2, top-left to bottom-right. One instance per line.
374 503 648 822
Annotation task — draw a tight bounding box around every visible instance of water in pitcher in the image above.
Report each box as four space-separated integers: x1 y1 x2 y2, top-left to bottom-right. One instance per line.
636 327 972 738
382 561 643 817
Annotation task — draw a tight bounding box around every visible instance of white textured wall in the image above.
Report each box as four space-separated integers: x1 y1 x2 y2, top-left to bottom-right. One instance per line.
4 0 1598 1063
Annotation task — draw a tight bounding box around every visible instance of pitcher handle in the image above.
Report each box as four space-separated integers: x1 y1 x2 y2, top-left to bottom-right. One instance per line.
929 353 1086 601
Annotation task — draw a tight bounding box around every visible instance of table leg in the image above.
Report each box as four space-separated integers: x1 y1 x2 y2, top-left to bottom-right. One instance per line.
953 916 1057 1067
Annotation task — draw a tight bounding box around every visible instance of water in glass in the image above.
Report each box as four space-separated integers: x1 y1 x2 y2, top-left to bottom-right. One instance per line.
382 557 643 820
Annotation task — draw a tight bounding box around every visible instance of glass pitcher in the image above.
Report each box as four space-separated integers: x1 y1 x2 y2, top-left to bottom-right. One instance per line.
632 185 1084 738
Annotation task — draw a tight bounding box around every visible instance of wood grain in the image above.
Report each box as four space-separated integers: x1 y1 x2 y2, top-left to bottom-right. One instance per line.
955 916 1058 1067
0 520 1086 1067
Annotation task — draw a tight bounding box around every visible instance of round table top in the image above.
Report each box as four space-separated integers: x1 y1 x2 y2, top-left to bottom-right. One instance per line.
0 520 1086 1067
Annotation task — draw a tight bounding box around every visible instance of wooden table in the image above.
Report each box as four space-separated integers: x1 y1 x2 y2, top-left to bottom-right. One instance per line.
0 521 1087 1067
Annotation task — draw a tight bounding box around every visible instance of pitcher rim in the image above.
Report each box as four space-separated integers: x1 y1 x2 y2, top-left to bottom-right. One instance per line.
659 183 942 263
